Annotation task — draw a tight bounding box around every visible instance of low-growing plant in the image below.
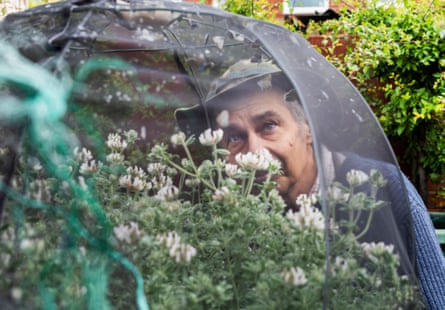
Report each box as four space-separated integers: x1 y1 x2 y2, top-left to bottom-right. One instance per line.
0 126 423 309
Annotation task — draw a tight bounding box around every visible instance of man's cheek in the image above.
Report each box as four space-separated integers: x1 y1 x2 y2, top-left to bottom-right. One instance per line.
275 176 291 194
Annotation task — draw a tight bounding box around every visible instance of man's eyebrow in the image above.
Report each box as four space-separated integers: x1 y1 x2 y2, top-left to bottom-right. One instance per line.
223 123 243 133
252 110 282 123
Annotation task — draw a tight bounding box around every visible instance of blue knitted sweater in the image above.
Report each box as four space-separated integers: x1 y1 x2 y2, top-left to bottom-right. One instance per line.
404 176 445 309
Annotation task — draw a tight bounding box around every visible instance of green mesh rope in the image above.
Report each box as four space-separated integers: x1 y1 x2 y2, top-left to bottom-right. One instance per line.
0 40 149 310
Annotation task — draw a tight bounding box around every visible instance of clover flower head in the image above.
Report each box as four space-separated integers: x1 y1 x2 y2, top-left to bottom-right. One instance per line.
286 203 325 232
170 243 197 263
147 162 166 175
346 169 369 187
224 163 241 178
361 241 394 256
361 241 397 264
157 231 181 248
74 147 93 162
333 256 350 274
281 266 308 286
127 166 146 179
151 175 173 190
20 238 44 253
157 231 197 263
212 186 231 201
370 169 387 187
119 175 147 192
235 149 276 170
125 129 138 143
114 222 141 244
106 152 124 163
185 178 201 187
199 128 223 146
28 179 52 202
295 193 318 209
79 160 101 175
166 167 178 176
181 158 194 170
11 287 23 301
156 185 179 201
106 133 128 152
327 183 350 203
170 131 186 146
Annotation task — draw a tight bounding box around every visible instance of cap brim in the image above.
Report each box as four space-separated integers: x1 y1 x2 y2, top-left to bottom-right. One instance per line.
174 104 210 137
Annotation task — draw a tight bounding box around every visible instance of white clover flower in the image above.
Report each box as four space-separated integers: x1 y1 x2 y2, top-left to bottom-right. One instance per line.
125 129 138 142
181 158 194 170
327 184 350 203
281 266 308 286
235 149 279 171
156 185 179 201
361 241 395 256
157 231 181 248
79 160 101 175
28 179 52 202
151 175 173 190
286 204 325 232
224 163 241 178
106 152 124 163
235 152 266 170
346 169 369 187
334 256 349 273
185 178 201 187
32 162 43 172
106 133 128 152
113 222 141 244
212 186 231 201
361 241 397 264
127 166 146 179
166 167 177 176
132 177 147 192
157 232 197 263
73 147 93 162
170 131 186 146
11 287 23 301
20 238 35 251
370 169 387 187
295 193 318 209
119 175 147 192
199 128 223 146
147 162 166 175
170 243 197 263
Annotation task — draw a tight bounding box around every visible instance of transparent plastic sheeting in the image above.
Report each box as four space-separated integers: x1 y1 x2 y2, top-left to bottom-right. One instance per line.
0 1 423 309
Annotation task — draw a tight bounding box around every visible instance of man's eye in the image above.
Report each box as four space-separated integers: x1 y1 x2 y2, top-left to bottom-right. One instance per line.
228 135 242 144
263 122 277 131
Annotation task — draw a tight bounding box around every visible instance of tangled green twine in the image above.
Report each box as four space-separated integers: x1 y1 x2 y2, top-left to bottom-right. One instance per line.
0 41 149 310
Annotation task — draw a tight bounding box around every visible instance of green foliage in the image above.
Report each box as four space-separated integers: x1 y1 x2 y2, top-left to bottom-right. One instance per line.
306 0 445 200
1 128 422 308
220 0 284 25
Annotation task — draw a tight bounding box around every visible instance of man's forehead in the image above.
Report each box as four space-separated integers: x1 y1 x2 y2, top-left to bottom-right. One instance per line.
215 107 283 129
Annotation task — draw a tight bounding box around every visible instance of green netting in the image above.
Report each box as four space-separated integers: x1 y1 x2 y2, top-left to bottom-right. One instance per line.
0 41 149 310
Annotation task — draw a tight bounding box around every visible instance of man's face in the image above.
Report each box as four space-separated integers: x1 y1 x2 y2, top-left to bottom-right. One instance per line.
216 89 317 206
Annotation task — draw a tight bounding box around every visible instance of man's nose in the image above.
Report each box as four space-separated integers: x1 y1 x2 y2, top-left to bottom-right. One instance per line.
246 134 265 154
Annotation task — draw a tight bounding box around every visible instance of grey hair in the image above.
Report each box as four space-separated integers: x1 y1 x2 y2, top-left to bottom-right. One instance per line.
283 89 307 131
